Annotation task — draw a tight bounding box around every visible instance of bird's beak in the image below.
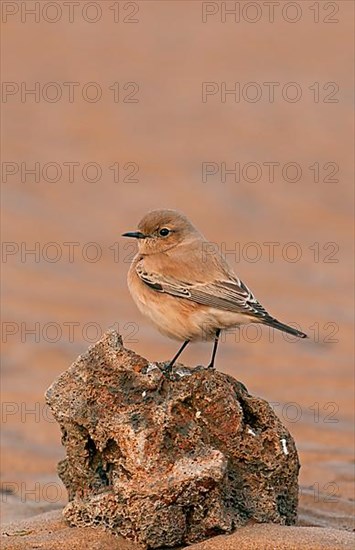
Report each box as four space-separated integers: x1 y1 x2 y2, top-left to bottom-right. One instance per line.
121 231 146 239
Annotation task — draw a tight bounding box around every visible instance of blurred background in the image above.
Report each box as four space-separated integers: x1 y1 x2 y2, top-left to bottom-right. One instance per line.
1 0 354 530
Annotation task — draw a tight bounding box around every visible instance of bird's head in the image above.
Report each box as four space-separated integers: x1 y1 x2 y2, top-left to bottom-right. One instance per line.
122 209 201 254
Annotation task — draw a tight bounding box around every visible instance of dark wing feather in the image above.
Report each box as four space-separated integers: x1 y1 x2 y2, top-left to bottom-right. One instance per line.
137 267 271 320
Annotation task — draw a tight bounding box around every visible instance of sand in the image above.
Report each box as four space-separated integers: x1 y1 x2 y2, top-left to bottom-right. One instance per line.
1 510 354 550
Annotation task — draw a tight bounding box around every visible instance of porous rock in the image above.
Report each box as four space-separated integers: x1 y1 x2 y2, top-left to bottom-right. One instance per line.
46 330 300 549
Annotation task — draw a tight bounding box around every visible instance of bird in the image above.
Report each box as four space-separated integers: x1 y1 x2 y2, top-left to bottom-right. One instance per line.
122 209 307 371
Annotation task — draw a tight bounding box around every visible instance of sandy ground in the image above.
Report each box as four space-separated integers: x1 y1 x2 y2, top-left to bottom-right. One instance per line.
1 0 354 547
1 509 354 550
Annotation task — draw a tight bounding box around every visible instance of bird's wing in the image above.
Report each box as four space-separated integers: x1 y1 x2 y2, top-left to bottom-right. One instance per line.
136 265 270 320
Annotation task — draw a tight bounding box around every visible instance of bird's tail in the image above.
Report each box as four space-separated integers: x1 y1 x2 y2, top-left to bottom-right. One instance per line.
263 317 308 338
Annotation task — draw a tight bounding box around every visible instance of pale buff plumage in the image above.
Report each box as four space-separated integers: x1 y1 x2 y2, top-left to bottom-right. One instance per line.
123 209 307 369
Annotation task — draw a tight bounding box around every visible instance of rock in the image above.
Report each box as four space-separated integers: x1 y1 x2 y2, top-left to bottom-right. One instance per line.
46 330 300 549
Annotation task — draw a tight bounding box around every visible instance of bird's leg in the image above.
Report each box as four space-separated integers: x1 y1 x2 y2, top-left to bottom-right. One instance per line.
166 340 190 371
207 329 221 369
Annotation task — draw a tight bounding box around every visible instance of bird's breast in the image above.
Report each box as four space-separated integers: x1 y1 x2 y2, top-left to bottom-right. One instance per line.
127 261 214 341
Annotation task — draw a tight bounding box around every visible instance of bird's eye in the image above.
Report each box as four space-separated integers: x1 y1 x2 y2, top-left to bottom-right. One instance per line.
159 228 170 237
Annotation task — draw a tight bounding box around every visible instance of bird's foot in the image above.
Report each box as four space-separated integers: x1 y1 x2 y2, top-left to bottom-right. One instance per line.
163 362 173 374
194 363 215 371
206 364 216 370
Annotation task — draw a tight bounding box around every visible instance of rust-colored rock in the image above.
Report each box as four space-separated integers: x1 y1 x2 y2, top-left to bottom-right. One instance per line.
46 330 300 549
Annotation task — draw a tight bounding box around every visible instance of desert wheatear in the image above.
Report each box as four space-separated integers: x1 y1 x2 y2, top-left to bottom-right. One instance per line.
123 209 307 370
